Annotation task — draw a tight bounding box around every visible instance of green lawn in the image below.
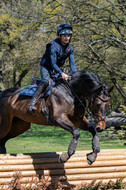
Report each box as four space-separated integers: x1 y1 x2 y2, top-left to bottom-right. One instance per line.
6 124 126 154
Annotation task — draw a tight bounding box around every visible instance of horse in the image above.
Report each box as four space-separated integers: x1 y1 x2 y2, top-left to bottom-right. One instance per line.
0 71 113 165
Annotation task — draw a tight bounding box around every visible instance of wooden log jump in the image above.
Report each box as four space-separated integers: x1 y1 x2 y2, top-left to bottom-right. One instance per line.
0 149 126 189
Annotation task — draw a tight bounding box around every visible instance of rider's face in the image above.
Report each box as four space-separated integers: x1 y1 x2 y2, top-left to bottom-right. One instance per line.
60 34 71 45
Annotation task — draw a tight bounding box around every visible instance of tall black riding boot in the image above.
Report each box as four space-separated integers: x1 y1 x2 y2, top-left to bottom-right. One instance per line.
28 82 48 112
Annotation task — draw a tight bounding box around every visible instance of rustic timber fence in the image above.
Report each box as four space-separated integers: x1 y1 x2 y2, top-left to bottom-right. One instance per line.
0 149 126 189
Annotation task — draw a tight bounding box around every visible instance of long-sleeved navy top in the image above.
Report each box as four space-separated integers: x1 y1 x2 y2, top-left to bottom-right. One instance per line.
40 38 77 74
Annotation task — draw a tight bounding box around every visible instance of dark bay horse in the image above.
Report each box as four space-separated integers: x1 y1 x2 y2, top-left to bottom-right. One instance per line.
0 71 113 164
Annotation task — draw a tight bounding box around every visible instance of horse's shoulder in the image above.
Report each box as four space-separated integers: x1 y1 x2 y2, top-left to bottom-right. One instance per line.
51 83 74 104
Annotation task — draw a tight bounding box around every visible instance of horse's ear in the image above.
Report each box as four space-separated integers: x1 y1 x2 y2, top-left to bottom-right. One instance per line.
94 85 103 94
108 86 114 93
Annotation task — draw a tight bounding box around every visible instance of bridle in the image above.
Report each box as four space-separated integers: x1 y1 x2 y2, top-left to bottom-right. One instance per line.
89 94 110 123
62 80 110 124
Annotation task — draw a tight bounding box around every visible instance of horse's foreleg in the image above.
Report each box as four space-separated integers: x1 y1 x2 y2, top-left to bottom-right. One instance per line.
53 115 80 163
87 126 100 165
59 128 80 163
68 128 80 156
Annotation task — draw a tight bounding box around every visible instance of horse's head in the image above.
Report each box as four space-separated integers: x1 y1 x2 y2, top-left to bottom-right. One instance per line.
89 85 113 132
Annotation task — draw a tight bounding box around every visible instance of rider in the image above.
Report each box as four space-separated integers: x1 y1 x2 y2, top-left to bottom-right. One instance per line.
28 24 77 112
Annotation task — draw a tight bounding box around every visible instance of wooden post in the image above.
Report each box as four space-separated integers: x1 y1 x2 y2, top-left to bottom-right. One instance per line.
0 149 125 189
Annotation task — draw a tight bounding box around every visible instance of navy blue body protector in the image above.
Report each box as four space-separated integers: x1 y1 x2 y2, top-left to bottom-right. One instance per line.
40 38 77 85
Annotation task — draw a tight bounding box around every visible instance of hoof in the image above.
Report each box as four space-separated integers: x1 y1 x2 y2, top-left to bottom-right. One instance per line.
87 159 92 165
59 152 70 163
87 152 97 165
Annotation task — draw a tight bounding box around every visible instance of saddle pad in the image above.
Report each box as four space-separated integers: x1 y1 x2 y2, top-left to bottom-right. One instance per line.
19 85 38 97
19 81 55 97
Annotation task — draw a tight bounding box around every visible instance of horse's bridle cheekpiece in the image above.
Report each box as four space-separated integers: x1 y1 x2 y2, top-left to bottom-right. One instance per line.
90 94 110 124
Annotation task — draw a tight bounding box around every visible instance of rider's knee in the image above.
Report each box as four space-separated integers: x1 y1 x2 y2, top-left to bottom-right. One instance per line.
43 79 49 85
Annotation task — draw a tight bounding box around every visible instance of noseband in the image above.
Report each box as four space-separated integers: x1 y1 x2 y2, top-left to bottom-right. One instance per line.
90 94 110 124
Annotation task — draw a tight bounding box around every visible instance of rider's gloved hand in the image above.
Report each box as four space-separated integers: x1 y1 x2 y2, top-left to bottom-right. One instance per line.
61 72 71 81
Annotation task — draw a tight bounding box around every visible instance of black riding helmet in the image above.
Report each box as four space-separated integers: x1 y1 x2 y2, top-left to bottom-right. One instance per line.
57 24 72 36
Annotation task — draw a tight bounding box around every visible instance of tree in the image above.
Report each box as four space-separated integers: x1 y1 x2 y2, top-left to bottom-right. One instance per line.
0 0 51 88
56 0 126 106
0 0 125 108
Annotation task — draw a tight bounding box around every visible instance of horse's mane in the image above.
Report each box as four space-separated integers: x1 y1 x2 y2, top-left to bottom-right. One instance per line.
0 87 20 99
70 71 101 88
70 71 110 96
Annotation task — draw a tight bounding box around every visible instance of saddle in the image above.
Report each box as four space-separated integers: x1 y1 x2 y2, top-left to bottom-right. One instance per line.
31 77 54 97
19 77 55 124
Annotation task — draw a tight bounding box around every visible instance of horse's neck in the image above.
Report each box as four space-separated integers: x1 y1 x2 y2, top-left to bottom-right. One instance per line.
69 82 88 98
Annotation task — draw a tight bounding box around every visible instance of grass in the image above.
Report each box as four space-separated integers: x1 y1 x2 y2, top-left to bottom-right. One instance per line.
6 124 126 154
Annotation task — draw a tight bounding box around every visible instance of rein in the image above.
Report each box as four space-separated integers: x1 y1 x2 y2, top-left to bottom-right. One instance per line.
63 81 93 120
63 80 86 109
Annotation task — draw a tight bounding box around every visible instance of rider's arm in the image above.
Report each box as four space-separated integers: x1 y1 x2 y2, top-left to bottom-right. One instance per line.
69 48 77 72
49 45 63 75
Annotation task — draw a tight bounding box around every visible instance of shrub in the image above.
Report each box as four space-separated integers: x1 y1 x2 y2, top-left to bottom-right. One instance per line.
6 172 126 190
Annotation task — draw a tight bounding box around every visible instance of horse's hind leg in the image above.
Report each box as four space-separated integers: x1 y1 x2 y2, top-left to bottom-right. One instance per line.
53 114 80 163
0 139 6 154
0 118 30 154
0 114 12 154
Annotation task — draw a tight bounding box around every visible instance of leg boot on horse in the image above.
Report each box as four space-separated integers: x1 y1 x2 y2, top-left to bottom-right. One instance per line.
86 126 100 165
28 81 48 112
59 128 80 162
